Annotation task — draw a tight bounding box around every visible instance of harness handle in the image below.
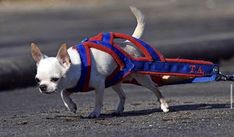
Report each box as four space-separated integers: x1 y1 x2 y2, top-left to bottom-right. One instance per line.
111 32 165 61
112 33 154 60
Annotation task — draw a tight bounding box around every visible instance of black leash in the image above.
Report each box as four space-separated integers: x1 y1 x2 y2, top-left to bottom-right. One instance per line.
216 72 234 81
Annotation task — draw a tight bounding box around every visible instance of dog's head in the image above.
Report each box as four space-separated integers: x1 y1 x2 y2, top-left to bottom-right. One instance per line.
31 43 71 94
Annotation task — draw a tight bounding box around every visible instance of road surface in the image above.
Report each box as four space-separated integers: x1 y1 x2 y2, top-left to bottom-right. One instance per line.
0 82 233 137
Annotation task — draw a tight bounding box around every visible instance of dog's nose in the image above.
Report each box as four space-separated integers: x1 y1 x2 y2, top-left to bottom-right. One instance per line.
39 84 47 91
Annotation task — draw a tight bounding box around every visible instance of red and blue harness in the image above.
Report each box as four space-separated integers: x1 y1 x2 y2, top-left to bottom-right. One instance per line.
70 32 220 92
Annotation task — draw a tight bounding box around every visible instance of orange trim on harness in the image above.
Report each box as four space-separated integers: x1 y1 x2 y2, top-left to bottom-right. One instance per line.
165 58 213 65
83 42 125 70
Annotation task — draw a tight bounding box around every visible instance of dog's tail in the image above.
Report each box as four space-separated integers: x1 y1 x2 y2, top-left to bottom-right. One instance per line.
130 6 145 39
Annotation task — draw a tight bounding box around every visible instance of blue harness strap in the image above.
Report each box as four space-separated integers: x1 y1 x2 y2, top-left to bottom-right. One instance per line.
69 32 219 92
132 60 218 76
71 44 91 92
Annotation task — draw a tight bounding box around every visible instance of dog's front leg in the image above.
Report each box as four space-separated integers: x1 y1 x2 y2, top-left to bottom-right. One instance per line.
61 90 77 113
88 81 105 118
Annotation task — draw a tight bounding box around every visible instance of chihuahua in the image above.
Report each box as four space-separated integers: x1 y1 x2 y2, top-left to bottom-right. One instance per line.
31 6 169 118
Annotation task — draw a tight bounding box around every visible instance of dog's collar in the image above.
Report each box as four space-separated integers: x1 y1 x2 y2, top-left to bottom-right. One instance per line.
68 32 219 92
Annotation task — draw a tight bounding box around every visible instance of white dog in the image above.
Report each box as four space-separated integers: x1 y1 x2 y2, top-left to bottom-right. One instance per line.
31 6 169 118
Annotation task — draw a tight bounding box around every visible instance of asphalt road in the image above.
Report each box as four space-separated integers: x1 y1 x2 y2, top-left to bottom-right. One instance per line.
0 82 233 137
0 0 234 136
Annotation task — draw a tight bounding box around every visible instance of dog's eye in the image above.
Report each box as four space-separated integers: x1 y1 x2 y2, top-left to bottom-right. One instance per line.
51 77 59 82
35 77 40 83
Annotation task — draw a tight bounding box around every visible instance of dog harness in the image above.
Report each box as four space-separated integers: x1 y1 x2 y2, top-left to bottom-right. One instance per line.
70 32 220 92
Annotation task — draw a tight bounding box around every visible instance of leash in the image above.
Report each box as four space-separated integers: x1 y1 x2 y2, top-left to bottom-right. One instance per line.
216 72 234 81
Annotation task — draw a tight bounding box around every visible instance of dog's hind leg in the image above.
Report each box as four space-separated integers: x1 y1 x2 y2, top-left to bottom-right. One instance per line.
61 90 77 113
132 74 169 112
111 83 126 115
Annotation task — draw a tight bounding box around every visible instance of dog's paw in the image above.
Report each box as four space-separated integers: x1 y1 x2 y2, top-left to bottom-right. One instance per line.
66 102 77 113
88 111 101 118
112 106 124 116
161 103 169 113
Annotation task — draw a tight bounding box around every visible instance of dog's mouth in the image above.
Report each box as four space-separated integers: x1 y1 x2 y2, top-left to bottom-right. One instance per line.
39 89 56 94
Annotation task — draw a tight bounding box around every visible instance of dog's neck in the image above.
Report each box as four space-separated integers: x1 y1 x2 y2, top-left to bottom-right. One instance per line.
58 48 82 91
63 65 81 89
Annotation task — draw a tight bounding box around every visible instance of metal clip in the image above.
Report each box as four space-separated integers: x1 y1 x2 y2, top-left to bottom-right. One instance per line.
216 72 234 81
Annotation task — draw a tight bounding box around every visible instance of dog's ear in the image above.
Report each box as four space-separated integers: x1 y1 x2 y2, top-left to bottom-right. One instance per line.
31 43 44 64
56 43 70 67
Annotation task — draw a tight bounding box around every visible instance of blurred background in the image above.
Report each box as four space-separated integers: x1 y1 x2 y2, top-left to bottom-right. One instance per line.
1 0 234 90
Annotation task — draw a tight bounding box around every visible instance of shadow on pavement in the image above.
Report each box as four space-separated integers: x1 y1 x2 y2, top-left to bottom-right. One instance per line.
73 103 229 119
170 103 230 112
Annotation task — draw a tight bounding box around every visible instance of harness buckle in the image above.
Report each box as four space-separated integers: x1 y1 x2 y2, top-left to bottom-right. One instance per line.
81 37 89 43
